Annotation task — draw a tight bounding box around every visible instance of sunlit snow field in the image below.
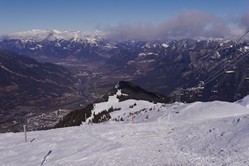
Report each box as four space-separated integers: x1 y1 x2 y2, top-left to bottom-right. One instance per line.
1 95 249 165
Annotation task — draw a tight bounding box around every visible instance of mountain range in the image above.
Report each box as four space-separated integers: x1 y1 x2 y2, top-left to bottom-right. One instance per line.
1 29 249 101
2 29 249 165
1 29 249 132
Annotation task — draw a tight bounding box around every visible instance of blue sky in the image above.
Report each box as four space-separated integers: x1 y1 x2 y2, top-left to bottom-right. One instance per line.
0 0 249 39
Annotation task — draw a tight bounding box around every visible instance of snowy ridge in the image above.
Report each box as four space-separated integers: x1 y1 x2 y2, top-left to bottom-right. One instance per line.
168 101 249 122
87 89 164 123
2 29 105 42
2 95 249 165
88 90 249 124
235 95 249 108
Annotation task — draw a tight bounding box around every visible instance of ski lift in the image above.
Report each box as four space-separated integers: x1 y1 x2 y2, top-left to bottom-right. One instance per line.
212 80 218 93
224 63 235 74
189 92 194 98
198 81 205 87
198 88 203 97
245 69 249 81
212 87 218 93
175 93 181 102
184 89 190 98
225 70 235 74
195 81 204 97
225 71 235 74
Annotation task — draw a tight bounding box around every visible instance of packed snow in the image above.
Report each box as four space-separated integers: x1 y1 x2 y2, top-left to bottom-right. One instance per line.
235 95 249 108
2 93 249 165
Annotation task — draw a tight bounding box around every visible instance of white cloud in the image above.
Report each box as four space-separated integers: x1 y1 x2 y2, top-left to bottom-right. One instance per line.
104 9 249 41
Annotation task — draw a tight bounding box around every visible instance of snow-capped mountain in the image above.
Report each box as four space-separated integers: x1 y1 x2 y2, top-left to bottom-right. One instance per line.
2 30 249 132
1 30 249 103
2 29 105 43
0 29 115 60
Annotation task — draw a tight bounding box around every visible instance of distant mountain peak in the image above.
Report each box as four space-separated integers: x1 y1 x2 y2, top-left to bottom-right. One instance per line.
2 29 105 42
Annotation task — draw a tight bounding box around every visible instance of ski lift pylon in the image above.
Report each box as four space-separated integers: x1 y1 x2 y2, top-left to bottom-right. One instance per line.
245 68 249 80
198 81 205 87
212 80 218 93
224 62 235 74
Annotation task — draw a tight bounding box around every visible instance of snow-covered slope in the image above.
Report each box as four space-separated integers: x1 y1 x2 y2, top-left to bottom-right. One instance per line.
2 95 249 165
167 101 249 122
87 89 165 123
236 95 249 108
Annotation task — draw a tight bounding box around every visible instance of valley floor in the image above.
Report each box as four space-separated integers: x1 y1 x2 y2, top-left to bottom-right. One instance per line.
1 99 249 166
